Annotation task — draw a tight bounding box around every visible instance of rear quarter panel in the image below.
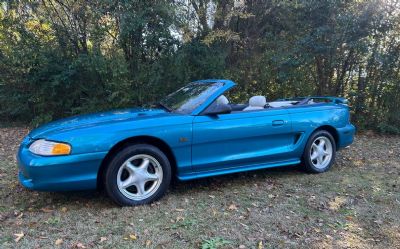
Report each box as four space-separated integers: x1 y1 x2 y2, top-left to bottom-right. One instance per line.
286 103 351 158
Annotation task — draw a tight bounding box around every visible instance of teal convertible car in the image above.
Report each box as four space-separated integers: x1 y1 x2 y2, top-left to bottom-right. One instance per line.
18 79 355 206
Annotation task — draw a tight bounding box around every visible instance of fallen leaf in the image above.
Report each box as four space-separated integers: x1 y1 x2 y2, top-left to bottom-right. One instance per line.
55 239 63 245
76 243 86 248
14 232 24 242
41 207 53 213
175 208 184 212
100 237 107 242
129 234 137 240
228 204 237 211
240 222 249 228
258 241 263 249
145 240 151 247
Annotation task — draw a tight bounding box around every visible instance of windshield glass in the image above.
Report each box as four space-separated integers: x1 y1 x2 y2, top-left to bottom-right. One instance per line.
160 82 223 114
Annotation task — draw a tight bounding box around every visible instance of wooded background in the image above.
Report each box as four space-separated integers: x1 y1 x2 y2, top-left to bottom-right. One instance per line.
0 0 399 133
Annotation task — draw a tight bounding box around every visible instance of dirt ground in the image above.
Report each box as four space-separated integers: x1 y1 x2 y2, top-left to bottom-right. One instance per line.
0 127 399 249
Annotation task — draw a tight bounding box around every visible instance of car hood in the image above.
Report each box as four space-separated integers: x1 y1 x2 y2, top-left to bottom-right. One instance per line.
29 108 168 139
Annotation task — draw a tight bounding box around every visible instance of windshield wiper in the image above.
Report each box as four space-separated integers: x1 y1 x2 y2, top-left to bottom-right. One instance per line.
157 102 172 112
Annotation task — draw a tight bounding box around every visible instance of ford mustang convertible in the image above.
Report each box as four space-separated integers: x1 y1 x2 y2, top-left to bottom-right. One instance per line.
17 79 355 206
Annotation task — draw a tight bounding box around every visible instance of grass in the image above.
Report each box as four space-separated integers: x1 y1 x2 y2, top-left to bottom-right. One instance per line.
0 127 399 248
201 237 231 249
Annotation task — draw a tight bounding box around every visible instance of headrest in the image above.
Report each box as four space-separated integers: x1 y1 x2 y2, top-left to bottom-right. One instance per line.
249 96 266 107
216 95 229 105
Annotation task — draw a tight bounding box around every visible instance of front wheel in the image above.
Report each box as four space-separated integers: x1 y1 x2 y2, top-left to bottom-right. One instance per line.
104 144 171 206
302 130 336 173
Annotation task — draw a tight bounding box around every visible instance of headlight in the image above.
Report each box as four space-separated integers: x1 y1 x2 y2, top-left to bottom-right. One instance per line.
29 139 71 156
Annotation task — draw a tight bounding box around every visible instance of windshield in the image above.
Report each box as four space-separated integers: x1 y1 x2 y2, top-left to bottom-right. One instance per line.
160 82 223 114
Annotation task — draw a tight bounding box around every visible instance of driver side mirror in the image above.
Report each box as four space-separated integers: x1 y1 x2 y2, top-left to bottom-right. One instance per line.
202 103 232 115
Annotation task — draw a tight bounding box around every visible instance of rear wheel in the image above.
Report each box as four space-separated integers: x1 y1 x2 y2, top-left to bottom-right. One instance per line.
104 144 171 206
302 130 336 173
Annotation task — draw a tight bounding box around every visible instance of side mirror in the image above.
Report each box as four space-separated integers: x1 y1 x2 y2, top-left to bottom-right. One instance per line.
202 103 232 115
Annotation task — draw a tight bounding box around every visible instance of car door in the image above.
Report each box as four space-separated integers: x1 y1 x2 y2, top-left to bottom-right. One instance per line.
191 108 294 173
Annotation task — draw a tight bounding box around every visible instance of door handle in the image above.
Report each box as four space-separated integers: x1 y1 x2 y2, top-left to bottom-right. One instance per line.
272 120 285 126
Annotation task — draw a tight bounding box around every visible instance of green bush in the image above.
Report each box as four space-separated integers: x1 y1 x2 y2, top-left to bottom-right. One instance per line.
1 0 399 133
377 123 400 135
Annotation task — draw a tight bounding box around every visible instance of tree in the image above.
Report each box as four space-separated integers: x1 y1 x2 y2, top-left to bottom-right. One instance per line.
0 0 399 133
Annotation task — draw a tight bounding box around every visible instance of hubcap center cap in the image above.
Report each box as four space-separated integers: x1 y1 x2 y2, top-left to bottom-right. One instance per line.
133 168 150 185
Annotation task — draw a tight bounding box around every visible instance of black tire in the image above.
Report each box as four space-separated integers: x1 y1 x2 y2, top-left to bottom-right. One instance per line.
104 144 171 206
302 130 336 173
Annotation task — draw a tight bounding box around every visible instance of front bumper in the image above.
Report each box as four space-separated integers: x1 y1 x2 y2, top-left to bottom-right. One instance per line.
17 137 107 191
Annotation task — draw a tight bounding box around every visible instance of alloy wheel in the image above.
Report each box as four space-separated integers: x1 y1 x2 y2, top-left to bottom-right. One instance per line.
116 154 163 201
310 136 333 169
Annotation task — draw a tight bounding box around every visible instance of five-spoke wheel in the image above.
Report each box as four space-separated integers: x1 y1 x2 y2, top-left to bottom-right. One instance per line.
104 144 171 206
310 136 333 169
303 130 336 173
117 155 163 201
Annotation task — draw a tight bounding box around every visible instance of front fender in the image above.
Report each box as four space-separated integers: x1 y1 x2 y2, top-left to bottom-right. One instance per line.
45 115 194 176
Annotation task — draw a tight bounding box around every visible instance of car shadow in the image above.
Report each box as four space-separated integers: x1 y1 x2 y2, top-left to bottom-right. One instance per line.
170 164 302 192
21 165 303 210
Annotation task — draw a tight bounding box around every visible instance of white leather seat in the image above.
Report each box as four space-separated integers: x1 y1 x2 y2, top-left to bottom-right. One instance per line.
267 101 295 108
243 96 266 111
216 95 229 105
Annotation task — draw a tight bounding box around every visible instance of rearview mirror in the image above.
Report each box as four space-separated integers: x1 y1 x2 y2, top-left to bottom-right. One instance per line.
202 103 232 115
